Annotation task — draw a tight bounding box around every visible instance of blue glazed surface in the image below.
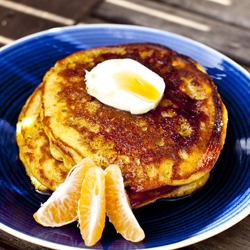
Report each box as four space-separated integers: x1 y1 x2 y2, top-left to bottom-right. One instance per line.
0 24 249 250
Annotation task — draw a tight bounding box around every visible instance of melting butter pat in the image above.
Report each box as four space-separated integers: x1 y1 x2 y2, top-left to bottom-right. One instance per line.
85 58 165 114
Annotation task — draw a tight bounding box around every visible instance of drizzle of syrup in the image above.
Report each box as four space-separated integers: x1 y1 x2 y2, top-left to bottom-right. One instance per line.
113 70 160 102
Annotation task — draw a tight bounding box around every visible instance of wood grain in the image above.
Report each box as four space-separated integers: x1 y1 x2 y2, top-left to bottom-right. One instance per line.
92 0 250 65
10 0 103 20
160 0 250 30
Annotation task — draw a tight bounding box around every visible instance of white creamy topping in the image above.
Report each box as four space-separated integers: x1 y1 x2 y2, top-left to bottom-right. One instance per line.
85 58 165 114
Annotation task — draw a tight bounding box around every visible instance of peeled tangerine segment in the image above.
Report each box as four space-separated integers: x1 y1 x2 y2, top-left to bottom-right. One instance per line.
78 166 106 247
105 164 145 242
33 157 96 227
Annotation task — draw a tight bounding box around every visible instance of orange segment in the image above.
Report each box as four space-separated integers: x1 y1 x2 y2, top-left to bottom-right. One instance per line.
105 164 145 242
33 157 96 227
78 166 106 247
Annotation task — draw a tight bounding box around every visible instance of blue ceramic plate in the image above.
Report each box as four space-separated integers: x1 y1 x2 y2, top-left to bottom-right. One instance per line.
0 24 249 250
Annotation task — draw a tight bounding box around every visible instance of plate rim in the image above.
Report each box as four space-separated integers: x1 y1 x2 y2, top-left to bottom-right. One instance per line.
1 23 250 78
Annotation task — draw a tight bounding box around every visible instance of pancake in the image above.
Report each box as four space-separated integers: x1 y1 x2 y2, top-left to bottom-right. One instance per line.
128 172 210 208
41 43 228 193
16 85 211 206
16 86 69 192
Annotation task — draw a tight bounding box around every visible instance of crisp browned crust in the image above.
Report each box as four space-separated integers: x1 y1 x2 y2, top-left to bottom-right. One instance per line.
41 43 228 192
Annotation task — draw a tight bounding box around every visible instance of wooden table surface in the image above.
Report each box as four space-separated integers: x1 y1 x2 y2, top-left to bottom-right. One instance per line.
0 0 249 249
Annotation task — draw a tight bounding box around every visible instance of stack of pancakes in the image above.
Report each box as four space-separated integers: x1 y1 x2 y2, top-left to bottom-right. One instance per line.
16 43 228 208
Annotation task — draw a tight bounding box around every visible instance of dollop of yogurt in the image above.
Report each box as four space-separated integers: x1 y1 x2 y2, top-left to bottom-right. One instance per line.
85 58 165 114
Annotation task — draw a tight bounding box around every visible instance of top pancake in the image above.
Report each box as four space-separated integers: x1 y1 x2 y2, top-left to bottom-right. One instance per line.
41 43 228 192
16 85 211 206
